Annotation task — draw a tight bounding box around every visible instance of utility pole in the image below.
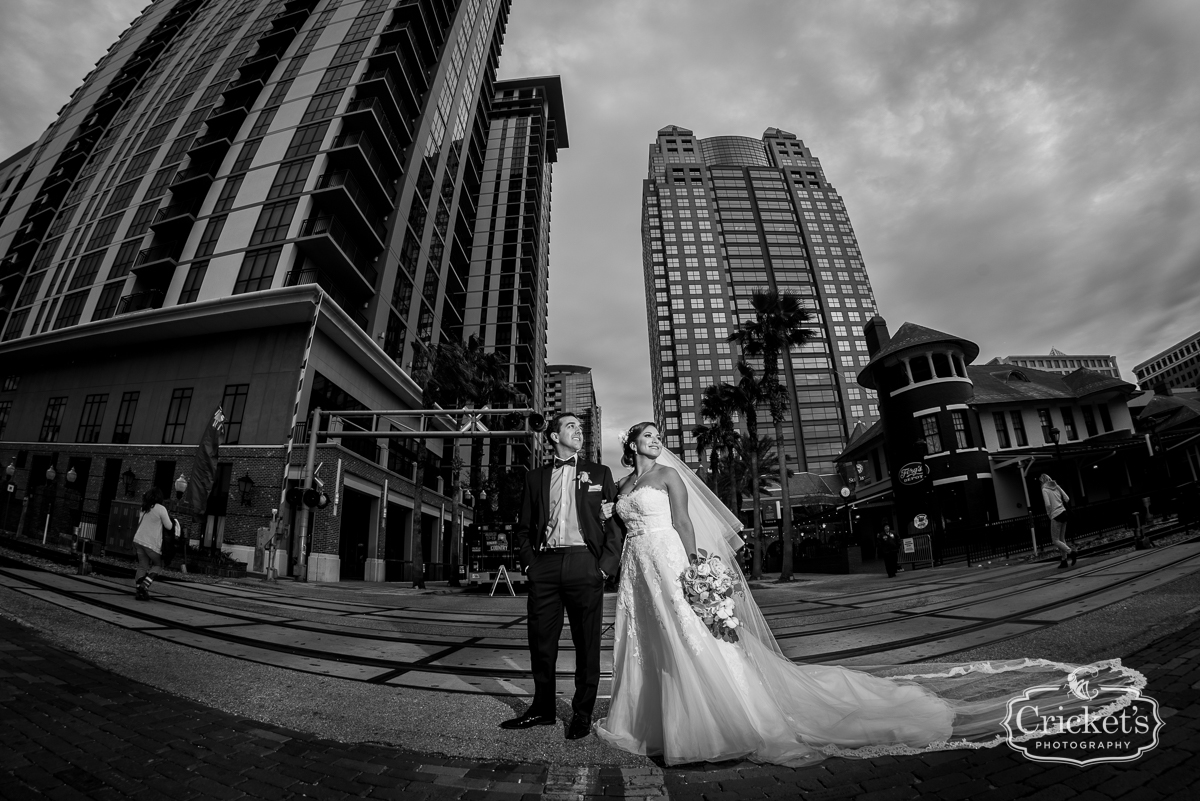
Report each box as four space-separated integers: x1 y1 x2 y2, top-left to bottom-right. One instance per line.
296 407 320 581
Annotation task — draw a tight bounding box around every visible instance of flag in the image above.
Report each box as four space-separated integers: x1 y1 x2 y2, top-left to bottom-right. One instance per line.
186 406 225 512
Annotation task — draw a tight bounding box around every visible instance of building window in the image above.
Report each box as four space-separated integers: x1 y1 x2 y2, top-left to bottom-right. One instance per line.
1009 411 1028 446
993 412 1011 448
1037 408 1053 443
1061 407 1079 441
249 201 298 246
1097 403 1113 432
179 261 209 304
1081 406 1098 437
0 400 10 440
162 388 193 445
234 248 282 294
39 397 68 443
919 414 942 454
951 410 971 449
76 394 108 443
221 384 249 444
112 391 139 444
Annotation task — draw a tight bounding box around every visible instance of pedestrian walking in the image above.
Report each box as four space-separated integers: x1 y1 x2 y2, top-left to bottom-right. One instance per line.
876 522 900 578
134 488 176 600
1040 474 1076 569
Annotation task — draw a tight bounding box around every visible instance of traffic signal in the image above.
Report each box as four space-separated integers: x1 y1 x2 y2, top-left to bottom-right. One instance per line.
285 486 303 506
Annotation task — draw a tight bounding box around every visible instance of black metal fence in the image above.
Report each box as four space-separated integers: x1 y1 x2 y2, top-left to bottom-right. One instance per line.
937 493 1156 565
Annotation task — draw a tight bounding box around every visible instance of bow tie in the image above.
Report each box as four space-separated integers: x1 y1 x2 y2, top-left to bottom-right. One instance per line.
553 457 577 469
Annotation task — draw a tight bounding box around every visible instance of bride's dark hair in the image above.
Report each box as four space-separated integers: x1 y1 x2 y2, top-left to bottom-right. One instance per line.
621 421 659 468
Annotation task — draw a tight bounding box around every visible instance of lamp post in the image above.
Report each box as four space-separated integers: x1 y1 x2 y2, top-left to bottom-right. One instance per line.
42 464 58 544
1048 426 1062 466
2 462 15 535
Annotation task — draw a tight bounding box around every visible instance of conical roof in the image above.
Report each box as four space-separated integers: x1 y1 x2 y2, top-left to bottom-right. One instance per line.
857 322 980 389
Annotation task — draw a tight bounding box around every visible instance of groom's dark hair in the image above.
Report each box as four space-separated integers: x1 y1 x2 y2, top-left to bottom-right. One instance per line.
547 411 580 442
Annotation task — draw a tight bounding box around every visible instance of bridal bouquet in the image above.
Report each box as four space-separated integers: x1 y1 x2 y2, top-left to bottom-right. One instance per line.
680 549 742 643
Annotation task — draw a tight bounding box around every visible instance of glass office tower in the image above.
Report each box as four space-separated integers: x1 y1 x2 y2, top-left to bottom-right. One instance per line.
0 0 558 584
543 364 600 463
642 125 880 475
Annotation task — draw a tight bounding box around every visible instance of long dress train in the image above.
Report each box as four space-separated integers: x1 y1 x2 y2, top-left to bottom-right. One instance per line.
593 485 1143 767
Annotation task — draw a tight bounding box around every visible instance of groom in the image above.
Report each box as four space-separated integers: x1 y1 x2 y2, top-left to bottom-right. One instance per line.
501 412 620 739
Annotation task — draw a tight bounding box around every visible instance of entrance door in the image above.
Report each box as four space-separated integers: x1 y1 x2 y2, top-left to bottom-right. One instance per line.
96 459 122 544
385 501 409 581
339 488 371 580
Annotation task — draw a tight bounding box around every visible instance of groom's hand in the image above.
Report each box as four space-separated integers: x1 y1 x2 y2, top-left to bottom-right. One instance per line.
599 501 614 522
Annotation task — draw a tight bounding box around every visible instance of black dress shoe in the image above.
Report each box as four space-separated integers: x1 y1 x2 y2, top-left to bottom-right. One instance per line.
499 710 556 730
1070 551 1078 567
566 713 591 740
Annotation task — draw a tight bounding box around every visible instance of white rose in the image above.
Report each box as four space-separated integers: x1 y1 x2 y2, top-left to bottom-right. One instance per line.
716 607 730 619
727 617 740 629
697 563 711 576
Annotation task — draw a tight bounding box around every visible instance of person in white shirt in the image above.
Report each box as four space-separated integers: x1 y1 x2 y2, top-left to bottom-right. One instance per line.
1040 474 1076 569
133 488 176 600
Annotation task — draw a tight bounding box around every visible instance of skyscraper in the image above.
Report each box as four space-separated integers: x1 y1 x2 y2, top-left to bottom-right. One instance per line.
641 125 879 475
0 0 556 584
543 364 601 462
462 76 566 475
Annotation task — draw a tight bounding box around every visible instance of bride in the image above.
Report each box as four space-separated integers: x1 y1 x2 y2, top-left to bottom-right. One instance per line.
593 421 1143 766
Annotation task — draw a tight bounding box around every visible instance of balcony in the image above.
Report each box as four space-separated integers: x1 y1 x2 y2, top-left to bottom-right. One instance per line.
205 100 252 138
284 266 369 329
271 6 310 31
149 202 199 238
256 21 300 51
133 38 167 62
310 171 387 247
341 97 409 159
22 203 56 231
104 72 138 99
120 55 154 80
186 131 233 162
295 215 379 294
282 0 320 12
221 75 266 106
326 130 399 201
92 91 125 119
356 66 419 129
131 244 181 282
388 3 439 67
115 290 165 316
238 44 287 75
369 32 427 97
170 162 218 194
148 22 181 44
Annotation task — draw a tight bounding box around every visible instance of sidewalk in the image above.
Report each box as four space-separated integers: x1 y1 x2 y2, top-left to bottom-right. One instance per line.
3 605 1198 799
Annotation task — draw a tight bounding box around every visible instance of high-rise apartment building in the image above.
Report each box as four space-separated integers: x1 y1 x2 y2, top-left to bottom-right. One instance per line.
1134 330 1200 391
641 125 879 474
987 350 1120 379
0 0 557 584
543 364 600 462
462 76 566 475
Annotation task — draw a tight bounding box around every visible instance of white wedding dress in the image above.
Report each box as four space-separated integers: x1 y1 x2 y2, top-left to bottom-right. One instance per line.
594 479 1144 767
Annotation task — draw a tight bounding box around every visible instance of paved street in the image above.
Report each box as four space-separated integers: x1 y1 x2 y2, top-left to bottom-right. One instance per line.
2 540 1199 799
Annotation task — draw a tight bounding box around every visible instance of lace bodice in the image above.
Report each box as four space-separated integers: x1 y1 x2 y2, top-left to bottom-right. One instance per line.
615 486 674 537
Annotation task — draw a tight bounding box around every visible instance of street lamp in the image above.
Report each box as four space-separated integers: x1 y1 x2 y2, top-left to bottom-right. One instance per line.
237 473 255 506
2 462 15 534
122 468 137 496
1048 426 1062 463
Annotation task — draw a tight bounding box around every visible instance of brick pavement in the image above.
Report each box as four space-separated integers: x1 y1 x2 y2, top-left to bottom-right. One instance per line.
2 613 1198 800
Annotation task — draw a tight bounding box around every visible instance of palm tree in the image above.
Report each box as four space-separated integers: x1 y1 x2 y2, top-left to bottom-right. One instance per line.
725 361 769 579
697 383 740 511
728 290 814 581
690 422 718 487
408 336 520 589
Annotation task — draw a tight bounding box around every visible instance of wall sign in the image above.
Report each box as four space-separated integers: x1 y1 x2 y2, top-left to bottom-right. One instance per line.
898 462 930 486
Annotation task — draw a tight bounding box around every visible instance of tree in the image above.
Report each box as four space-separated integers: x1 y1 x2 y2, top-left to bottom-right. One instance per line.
728 290 814 581
726 361 769 579
696 383 741 514
409 336 521 589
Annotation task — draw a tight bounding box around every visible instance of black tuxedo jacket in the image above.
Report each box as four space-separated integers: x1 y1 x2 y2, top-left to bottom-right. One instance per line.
515 458 621 576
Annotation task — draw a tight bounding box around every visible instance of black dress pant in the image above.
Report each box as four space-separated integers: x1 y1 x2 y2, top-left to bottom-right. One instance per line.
882 551 899 577
526 547 604 718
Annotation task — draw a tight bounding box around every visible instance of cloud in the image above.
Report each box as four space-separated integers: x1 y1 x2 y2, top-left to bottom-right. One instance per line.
500 0 1200 444
0 0 145 158
5 1 1199 457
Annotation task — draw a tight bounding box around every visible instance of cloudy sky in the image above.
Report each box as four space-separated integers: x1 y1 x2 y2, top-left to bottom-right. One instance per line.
4 0 1200 454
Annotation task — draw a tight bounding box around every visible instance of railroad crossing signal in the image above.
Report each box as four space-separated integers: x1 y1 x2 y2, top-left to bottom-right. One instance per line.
460 406 490 433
